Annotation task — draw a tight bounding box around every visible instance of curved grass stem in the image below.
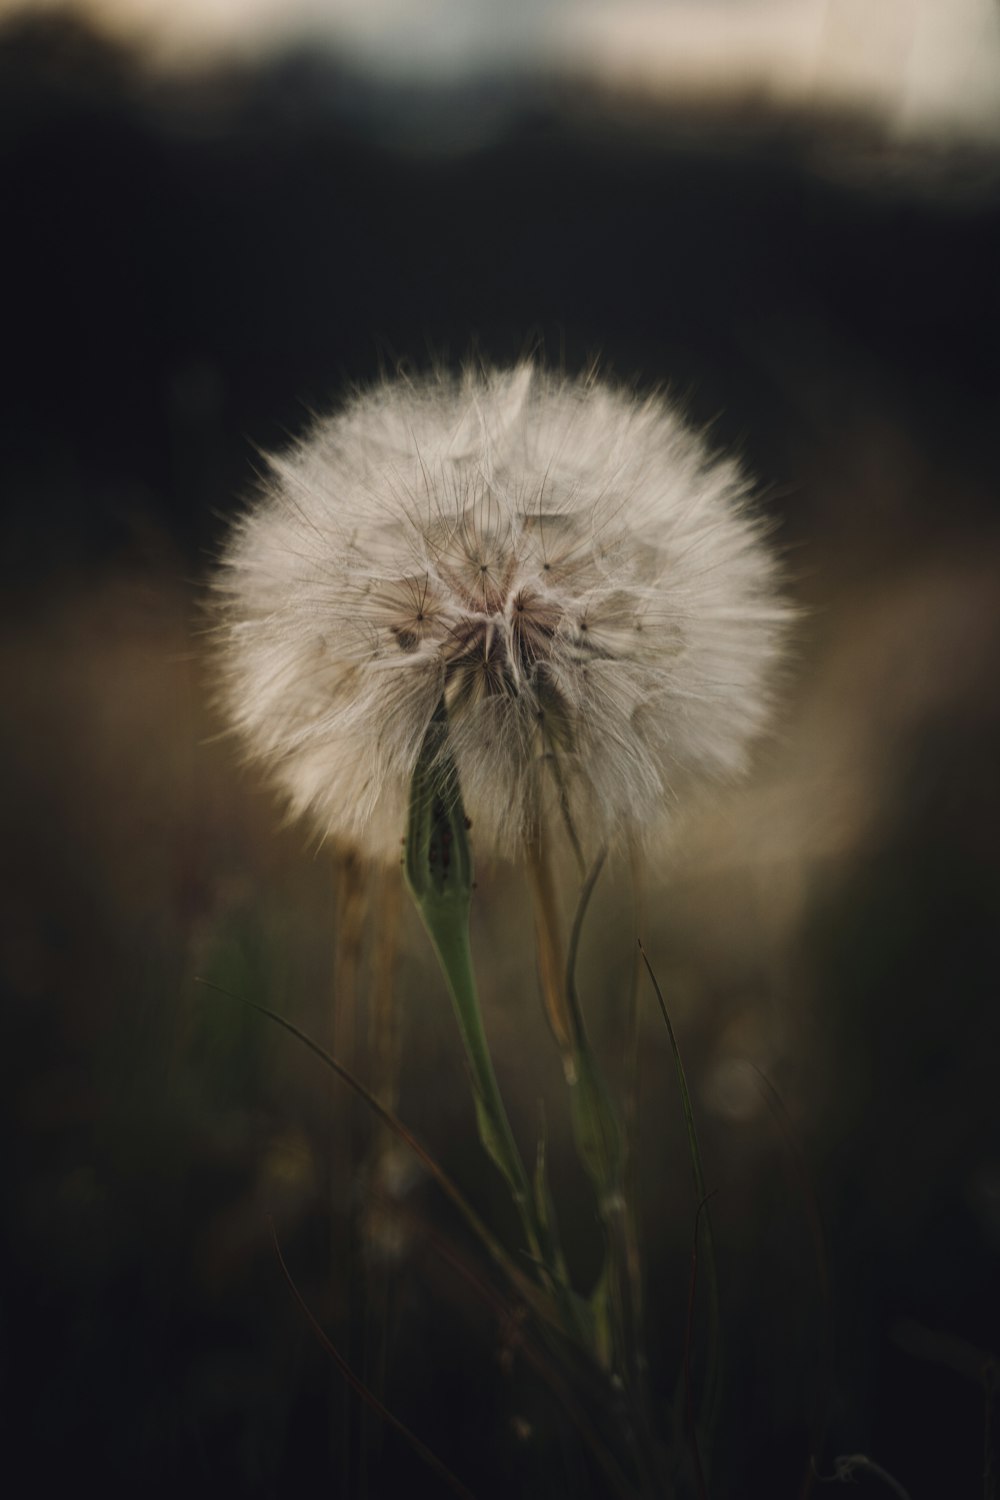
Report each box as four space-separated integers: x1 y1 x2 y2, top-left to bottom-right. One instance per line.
639 939 722 1445
528 819 646 1414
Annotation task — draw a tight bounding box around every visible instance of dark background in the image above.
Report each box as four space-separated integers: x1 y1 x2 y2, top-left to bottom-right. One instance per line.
2 10 999 1498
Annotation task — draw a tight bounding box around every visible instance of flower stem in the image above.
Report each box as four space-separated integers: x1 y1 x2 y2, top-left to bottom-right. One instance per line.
422 893 536 1221
525 823 577 1078
404 703 541 1263
527 821 643 1389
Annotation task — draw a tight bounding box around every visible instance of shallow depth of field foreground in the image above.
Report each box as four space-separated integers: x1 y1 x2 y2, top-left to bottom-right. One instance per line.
2 9 999 1499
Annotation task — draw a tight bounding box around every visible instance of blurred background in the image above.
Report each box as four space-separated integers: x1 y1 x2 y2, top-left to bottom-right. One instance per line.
2 2 999 1496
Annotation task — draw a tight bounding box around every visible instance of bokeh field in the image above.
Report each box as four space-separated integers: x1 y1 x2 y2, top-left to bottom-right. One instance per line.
2 11 999 1496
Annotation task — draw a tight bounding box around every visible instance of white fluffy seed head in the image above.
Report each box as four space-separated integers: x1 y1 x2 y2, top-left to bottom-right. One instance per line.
214 363 790 862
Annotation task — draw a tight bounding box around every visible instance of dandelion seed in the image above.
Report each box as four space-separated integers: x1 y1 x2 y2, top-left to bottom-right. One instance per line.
214 363 790 860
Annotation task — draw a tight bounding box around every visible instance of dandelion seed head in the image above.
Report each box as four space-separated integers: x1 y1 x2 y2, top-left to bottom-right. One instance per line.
214 363 790 860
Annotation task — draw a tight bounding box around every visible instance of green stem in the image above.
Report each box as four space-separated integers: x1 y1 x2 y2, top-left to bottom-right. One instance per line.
528 818 639 1390
403 701 547 1272
418 895 536 1231
563 851 636 1384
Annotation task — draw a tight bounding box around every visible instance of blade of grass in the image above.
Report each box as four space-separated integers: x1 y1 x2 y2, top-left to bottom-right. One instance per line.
638 940 721 1437
564 848 607 1043
683 1192 717 1500
563 850 635 1384
525 821 576 1068
532 1103 571 1291
564 868 672 1497
269 1216 477 1500
388 1199 641 1500
195 978 552 1325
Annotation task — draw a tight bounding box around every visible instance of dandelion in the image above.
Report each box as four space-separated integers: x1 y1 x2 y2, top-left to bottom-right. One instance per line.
214 362 788 863
213 364 791 1425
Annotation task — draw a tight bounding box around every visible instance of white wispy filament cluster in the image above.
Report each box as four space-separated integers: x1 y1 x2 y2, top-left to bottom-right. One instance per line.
215 364 788 860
